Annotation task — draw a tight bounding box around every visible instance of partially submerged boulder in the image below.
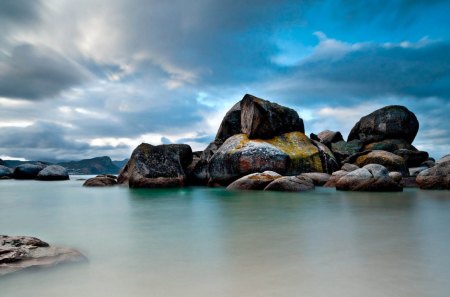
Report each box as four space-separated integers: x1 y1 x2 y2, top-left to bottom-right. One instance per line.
208 132 335 186
264 175 314 192
118 143 192 188
240 94 304 139
83 175 117 187
348 105 419 144
13 163 47 179
0 235 86 276
416 155 450 190
226 171 281 190
300 172 331 186
336 164 402 192
0 165 13 179
36 165 69 181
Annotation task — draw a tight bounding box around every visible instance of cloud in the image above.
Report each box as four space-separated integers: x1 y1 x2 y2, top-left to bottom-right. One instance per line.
0 44 90 100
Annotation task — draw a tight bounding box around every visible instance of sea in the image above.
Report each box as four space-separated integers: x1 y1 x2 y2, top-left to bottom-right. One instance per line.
1 176 449 297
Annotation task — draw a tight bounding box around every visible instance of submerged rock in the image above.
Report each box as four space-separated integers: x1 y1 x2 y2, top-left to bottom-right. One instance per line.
118 143 192 188
264 175 314 192
13 163 47 179
348 105 419 144
416 155 450 190
227 171 281 190
83 175 117 187
36 165 69 181
0 235 86 276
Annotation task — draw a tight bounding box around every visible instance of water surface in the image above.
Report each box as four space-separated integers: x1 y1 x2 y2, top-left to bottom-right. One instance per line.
1 177 449 297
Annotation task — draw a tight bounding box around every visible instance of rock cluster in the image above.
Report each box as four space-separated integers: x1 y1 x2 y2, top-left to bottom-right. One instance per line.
0 235 86 276
0 163 70 181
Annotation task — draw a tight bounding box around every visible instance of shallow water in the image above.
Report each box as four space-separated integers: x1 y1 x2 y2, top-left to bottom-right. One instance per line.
0 177 449 297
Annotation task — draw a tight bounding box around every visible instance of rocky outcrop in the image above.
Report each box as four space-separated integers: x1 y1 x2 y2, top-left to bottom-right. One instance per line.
226 171 281 190
0 235 86 276
36 165 69 181
264 175 314 192
393 149 429 167
240 94 304 139
83 175 117 187
348 105 419 145
335 164 402 192
416 155 450 190
208 132 335 186
0 165 13 179
13 163 47 179
215 102 241 142
312 130 344 148
346 150 409 176
118 143 192 188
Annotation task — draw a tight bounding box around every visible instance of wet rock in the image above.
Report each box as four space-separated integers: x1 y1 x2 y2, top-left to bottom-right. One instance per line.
0 165 13 179
393 149 429 167
336 164 402 192
300 172 331 186
0 235 86 276
416 155 450 190
226 171 281 190
118 143 192 188
13 163 47 179
83 175 117 187
348 105 419 144
240 94 304 139
208 132 333 186
264 175 314 192
36 165 69 181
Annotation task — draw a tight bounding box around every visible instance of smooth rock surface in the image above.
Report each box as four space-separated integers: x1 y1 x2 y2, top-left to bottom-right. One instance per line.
264 176 314 192
352 150 409 176
83 175 117 187
36 165 69 181
316 130 344 147
336 164 402 192
13 163 47 179
300 172 331 186
226 171 281 190
416 155 450 190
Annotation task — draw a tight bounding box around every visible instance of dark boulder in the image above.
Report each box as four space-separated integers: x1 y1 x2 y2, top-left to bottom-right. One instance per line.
393 149 429 167
363 139 416 152
346 150 409 176
83 175 117 187
348 105 419 144
315 130 344 147
0 235 86 276
240 94 304 139
118 143 192 188
331 140 363 164
215 102 241 142
187 141 221 185
226 171 281 190
264 175 314 192
416 155 450 190
0 165 13 179
13 163 47 179
36 165 69 181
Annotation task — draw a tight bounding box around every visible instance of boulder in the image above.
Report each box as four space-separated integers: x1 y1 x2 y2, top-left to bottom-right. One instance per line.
393 149 429 167
83 175 117 187
349 150 409 176
0 165 13 179
118 143 192 188
409 166 428 177
208 132 335 186
300 172 331 186
324 170 349 187
336 164 402 192
0 235 86 276
389 171 403 183
215 102 242 142
416 155 450 190
348 105 419 144
315 130 344 147
226 171 281 190
421 159 435 168
341 163 359 172
363 139 416 152
312 140 339 173
187 141 221 185
240 94 304 139
331 140 363 164
264 175 314 192
13 163 47 179
36 165 69 181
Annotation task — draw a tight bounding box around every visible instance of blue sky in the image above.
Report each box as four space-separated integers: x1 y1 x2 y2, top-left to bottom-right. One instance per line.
0 0 449 161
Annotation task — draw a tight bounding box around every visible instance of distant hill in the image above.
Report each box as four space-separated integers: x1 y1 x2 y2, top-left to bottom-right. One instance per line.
112 159 128 170
0 159 51 168
58 156 120 175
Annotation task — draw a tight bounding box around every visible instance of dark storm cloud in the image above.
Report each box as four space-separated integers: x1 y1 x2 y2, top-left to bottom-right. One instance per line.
0 44 90 100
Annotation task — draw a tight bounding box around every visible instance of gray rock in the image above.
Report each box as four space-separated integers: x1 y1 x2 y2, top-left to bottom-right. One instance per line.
348 105 419 144
416 155 450 190
300 172 331 186
264 176 314 192
341 163 359 172
0 165 13 179
348 150 409 177
409 166 428 177
316 130 344 147
36 165 69 181
389 172 403 183
227 171 281 190
13 163 47 179
336 165 402 192
323 170 349 187
0 235 86 276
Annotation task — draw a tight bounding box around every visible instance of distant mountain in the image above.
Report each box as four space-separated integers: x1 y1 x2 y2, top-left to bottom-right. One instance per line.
112 159 128 170
0 159 51 168
58 156 120 175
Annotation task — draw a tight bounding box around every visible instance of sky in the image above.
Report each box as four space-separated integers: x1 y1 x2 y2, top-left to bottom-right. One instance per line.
0 0 449 162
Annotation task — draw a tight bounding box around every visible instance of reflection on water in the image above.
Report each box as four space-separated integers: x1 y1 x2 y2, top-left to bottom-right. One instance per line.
1 177 449 297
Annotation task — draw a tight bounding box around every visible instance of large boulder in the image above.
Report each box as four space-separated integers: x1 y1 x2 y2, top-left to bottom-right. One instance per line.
215 102 241 142
118 143 192 188
36 165 69 181
264 175 315 192
336 164 402 192
226 171 281 190
187 141 221 185
208 132 335 186
347 150 409 176
313 130 344 147
0 235 86 276
300 172 331 186
363 139 416 152
13 163 47 179
393 149 429 167
331 140 363 164
240 94 304 139
0 165 13 179
348 105 419 144
416 155 450 190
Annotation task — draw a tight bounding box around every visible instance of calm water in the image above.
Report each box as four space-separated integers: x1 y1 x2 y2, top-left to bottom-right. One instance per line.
1 177 450 297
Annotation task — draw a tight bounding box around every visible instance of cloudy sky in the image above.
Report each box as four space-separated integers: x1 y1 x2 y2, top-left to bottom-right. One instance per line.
1 0 449 161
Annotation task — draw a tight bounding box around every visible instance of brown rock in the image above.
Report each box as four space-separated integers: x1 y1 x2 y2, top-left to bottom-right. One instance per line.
226 171 282 190
264 175 314 192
